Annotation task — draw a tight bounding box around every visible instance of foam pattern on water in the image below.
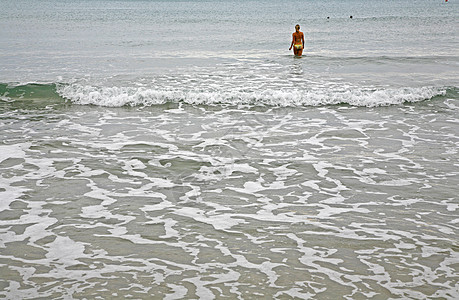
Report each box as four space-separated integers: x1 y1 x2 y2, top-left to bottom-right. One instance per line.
0 97 458 298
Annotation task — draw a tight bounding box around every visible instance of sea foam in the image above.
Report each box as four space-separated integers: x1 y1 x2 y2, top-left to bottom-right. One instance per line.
57 84 446 108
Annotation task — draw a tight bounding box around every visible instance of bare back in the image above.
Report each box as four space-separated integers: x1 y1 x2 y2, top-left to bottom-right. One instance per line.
292 31 304 45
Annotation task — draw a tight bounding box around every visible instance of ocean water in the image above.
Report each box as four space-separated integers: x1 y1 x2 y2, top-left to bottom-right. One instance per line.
1 0 458 298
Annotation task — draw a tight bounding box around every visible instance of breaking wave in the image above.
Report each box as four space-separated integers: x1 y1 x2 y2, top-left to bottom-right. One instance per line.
1 82 452 108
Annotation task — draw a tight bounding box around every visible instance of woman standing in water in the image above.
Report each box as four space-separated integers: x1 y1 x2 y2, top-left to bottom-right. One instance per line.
289 24 305 56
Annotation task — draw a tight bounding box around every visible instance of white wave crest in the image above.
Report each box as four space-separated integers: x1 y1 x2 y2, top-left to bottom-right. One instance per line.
57 84 446 108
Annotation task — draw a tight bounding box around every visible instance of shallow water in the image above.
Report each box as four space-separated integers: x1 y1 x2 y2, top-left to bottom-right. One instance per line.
1 94 458 298
1 0 458 298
